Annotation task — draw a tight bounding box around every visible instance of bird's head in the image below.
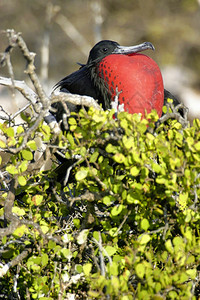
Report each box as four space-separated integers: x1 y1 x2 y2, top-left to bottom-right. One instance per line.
87 40 155 65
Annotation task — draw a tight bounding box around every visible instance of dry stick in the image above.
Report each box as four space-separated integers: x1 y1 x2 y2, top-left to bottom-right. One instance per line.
0 76 61 136
158 103 189 128
0 248 32 277
0 76 39 111
92 233 112 275
50 91 102 111
7 30 49 109
0 31 55 153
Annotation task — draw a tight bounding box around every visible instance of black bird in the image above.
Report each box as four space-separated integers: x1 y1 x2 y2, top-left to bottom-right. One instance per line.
53 40 180 123
52 40 181 184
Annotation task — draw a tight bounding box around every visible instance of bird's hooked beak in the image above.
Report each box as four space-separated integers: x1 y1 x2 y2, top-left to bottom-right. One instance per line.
112 42 155 55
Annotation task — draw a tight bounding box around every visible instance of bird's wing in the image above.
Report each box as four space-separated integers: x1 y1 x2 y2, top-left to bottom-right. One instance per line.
53 65 98 100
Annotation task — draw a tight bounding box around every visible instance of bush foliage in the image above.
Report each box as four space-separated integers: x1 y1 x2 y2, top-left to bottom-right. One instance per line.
0 105 200 299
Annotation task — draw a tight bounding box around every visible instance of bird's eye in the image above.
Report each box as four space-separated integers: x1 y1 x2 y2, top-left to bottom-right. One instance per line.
102 47 108 53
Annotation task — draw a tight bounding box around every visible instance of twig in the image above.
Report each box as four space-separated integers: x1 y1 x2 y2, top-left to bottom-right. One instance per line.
6 30 49 108
68 190 102 206
116 210 131 235
0 76 39 109
158 102 189 128
0 76 61 136
63 163 77 187
20 219 64 246
92 233 112 268
0 248 32 277
50 91 102 111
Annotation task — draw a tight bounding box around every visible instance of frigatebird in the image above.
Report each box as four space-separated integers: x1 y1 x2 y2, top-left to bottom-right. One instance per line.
53 40 180 122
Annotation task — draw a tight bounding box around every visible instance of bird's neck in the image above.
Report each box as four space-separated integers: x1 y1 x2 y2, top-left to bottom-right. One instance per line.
89 63 112 110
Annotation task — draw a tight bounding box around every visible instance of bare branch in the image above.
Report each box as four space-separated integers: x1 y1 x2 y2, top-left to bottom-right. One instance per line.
0 76 61 135
0 76 39 107
50 91 102 111
6 30 49 109
0 248 32 277
92 233 112 266
158 102 189 128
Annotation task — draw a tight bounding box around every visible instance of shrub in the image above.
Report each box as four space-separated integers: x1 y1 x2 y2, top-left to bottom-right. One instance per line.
0 30 199 299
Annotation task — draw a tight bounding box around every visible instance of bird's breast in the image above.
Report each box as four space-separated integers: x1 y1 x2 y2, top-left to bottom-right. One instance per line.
96 53 164 117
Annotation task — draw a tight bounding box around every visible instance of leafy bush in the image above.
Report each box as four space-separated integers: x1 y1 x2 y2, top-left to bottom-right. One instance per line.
0 105 200 299
0 30 199 299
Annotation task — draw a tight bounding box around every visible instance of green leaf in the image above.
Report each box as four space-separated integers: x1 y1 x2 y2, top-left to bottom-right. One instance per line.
0 139 6 148
108 262 119 276
178 192 188 210
127 191 140 204
75 264 83 273
104 246 117 256
168 291 178 299
75 170 88 181
6 127 14 137
138 234 151 245
184 227 193 242
61 248 72 260
151 162 162 173
27 140 37 151
12 206 26 216
68 117 77 125
90 151 99 163
165 239 174 254
122 136 135 149
67 132 75 147
194 141 200 151
73 218 80 229
13 225 28 237
106 143 117 153
22 149 33 161
113 153 125 163
83 263 92 276
135 263 145 279
6 165 18 175
41 253 48 267
17 125 24 134
80 146 87 157
40 224 49 234
162 105 167 114
48 240 56 250
103 195 113 206
93 231 100 241
130 166 140 176
32 195 43 206
173 236 183 247
186 269 197 279
140 219 150 231
111 204 123 217
18 175 27 186
109 227 118 237
18 161 28 173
